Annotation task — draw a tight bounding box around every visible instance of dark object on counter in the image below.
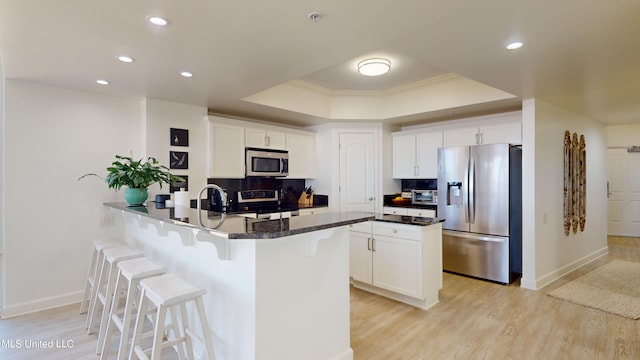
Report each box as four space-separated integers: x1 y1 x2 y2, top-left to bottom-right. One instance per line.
391 197 411 205
154 194 171 209
156 194 171 203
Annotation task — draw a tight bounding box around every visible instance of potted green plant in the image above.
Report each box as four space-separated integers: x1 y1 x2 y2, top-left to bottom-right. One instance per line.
79 155 184 206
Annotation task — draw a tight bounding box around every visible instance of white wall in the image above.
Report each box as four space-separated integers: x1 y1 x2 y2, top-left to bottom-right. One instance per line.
1 81 143 317
520 98 608 290
0 83 210 317
0 56 5 309
144 98 208 200
607 124 640 147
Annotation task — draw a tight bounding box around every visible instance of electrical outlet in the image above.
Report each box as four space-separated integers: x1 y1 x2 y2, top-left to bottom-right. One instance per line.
100 214 114 227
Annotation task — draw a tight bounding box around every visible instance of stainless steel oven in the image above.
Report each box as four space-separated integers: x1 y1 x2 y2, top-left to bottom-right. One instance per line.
411 189 438 205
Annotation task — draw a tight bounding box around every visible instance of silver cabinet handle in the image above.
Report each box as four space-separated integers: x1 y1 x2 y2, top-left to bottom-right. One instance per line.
367 237 371 251
372 238 376 252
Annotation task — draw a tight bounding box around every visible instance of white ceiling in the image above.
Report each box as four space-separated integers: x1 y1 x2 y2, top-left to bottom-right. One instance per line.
1 0 639 127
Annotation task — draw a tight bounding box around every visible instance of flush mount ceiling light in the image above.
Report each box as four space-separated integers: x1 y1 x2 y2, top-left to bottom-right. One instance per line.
96 79 110 85
180 71 193 78
506 41 523 50
357 58 391 76
117 55 135 63
148 16 168 26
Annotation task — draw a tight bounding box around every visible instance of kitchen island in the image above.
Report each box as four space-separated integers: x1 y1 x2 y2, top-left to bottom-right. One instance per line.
104 202 374 360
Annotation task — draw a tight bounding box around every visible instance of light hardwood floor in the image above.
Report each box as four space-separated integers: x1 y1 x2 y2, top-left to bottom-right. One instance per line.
1 239 639 360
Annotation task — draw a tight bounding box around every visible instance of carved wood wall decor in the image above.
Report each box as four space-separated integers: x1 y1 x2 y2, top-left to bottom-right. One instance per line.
564 130 586 236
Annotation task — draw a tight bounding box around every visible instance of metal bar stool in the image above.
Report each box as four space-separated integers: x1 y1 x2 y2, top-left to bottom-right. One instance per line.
87 246 144 353
100 257 166 359
129 273 216 360
80 238 123 316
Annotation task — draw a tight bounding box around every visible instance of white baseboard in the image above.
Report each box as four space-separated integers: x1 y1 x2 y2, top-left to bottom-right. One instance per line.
0 291 81 319
522 246 609 291
328 348 354 360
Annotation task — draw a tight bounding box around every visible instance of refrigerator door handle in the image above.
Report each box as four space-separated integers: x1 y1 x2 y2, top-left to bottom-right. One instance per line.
464 160 470 224
469 158 476 224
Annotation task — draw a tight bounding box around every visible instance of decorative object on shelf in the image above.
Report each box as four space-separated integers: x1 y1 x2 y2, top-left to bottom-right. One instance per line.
563 130 586 236
170 128 189 147
79 155 183 206
169 151 188 169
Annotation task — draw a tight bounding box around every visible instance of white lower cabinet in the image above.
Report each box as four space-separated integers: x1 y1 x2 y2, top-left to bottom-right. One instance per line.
348 220 443 309
297 207 328 216
371 234 422 298
383 206 408 215
349 229 373 284
407 208 436 218
383 207 436 218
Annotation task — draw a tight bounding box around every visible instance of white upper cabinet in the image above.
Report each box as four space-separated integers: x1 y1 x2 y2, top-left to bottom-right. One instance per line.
208 119 245 178
392 133 417 178
393 131 442 179
443 118 522 147
286 132 316 179
479 121 522 145
245 128 286 150
442 127 480 147
208 115 316 179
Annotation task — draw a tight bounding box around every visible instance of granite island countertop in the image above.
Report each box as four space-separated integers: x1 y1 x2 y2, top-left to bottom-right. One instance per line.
374 214 445 226
105 202 375 239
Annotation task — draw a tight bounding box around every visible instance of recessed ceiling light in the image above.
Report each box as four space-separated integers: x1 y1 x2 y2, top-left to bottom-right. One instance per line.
180 71 193 78
117 55 135 63
506 42 523 50
357 58 391 76
148 16 168 26
96 80 110 85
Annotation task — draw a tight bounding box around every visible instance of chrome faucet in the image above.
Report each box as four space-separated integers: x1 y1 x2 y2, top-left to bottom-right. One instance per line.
197 184 228 214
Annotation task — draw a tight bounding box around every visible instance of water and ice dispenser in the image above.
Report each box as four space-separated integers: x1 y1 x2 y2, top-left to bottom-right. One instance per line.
446 182 463 207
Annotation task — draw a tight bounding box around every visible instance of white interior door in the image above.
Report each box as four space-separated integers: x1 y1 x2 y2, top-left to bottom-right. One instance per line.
339 132 376 213
607 148 640 236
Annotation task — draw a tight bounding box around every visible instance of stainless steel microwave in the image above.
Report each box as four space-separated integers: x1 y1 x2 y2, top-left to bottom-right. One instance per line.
245 147 289 177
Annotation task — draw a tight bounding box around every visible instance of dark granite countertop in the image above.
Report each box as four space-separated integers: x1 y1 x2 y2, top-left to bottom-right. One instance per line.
374 214 445 226
104 202 373 240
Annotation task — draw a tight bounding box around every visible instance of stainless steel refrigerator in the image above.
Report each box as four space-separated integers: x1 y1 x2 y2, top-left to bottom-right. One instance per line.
437 143 522 284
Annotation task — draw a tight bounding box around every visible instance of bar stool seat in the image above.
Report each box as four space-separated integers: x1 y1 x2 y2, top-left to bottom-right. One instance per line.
130 273 216 360
100 257 166 360
87 245 144 353
80 238 123 316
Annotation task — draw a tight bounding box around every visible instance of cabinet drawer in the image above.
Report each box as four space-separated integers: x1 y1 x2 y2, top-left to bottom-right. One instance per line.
298 207 328 216
373 221 421 241
383 207 409 215
349 221 372 233
406 208 436 218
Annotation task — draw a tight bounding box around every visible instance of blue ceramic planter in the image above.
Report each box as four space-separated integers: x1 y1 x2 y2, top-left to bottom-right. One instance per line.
124 188 148 206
